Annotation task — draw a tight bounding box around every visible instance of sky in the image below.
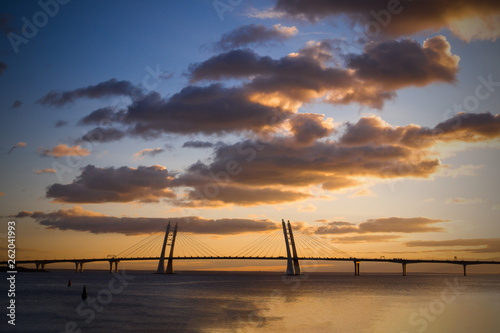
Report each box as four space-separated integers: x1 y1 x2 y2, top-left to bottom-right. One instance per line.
0 0 499 273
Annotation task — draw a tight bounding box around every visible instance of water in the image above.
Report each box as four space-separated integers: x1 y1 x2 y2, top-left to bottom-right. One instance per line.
1 271 499 332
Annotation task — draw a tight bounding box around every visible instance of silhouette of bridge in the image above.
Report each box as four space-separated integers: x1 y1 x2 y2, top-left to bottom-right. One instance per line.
2 220 499 276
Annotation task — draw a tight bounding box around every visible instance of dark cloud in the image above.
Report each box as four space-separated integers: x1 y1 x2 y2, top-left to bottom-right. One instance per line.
54 120 67 128
340 112 500 148
315 217 448 234
406 238 500 253
114 86 291 136
78 107 121 125
289 113 333 144
38 79 142 107
273 0 500 41
213 23 297 51
346 36 460 89
0 61 6 76
188 37 458 110
78 127 126 143
183 141 215 148
184 185 311 206
46 165 175 203
11 100 22 108
19 206 280 236
189 49 276 82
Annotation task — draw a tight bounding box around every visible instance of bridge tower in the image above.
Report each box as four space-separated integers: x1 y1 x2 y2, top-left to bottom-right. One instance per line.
282 219 296 275
288 220 301 275
166 223 178 274
156 222 171 274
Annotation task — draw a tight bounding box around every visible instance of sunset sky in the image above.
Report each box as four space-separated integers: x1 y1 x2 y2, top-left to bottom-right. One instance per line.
1 0 499 273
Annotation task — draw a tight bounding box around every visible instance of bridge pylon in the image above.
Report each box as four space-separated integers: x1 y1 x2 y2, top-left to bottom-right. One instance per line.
166 223 178 274
288 220 301 275
282 219 298 275
156 222 171 274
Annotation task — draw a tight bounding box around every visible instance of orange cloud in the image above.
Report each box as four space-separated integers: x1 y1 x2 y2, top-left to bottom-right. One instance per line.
40 144 90 158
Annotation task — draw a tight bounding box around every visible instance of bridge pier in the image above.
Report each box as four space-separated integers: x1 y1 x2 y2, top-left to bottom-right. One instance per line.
463 264 467 276
354 261 360 276
36 262 40 271
41 263 46 271
109 260 119 273
166 223 178 274
157 222 171 274
402 263 407 276
282 220 295 275
74 262 84 273
288 220 301 275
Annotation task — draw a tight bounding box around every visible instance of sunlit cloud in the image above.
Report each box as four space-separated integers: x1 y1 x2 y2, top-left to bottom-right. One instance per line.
16 206 282 236
406 238 500 253
40 144 90 158
35 168 57 174
133 148 165 160
7 141 26 154
314 217 448 234
445 197 486 205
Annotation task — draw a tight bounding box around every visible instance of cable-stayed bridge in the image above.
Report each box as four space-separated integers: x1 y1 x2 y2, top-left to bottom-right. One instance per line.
2 220 499 276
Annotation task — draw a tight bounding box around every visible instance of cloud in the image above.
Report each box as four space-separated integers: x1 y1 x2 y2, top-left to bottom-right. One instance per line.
0 61 6 76
213 23 298 51
183 185 311 207
331 234 402 243
346 36 460 89
40 144 90 158
189 36 458 110
46 165 175 203
54 120 68 128
44 111 500 207
182 141 215 148
445 197 485 205
38 79 142 106
297 203 316 212
339 112 500 148
7 141 26 154
405 238 500 253
18 206 281 236
314 217 448 234
80 86 292 137
272 0 500 41
288 113 334 144
133 148 165 160
78 127 126 143
11 100 22 108
35 168 57 174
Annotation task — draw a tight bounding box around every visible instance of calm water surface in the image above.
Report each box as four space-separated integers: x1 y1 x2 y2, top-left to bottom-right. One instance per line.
1 271 499 332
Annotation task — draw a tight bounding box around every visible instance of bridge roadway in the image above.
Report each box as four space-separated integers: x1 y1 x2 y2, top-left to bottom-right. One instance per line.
2 256 499 276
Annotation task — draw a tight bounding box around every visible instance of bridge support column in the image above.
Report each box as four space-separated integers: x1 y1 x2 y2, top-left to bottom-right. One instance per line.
74 262 78 273
354 261 360 276
36 263 40 271
157 222 171 274
79 262 84 273
166 223 178 274
463 264 467 276
402 263 407 276
288 221 301 275
282 220 295 275
41 263 46 271
114 261 119 273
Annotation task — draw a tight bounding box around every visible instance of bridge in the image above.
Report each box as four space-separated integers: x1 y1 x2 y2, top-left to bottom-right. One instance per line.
2 220 499 276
